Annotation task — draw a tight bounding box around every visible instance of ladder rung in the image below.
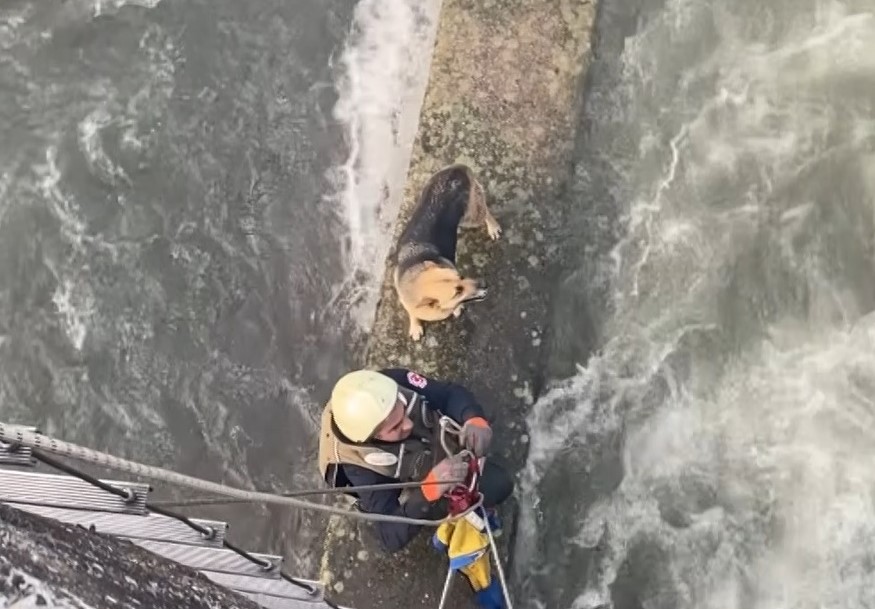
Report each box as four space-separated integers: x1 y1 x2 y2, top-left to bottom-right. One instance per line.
130 539 284 579
0 469 149 514
201 570 324 600
12 503 226 547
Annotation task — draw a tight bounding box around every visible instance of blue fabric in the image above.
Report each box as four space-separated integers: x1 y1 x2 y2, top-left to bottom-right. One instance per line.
449 547 487 571
432 517 492 590
474 578 506 609
485 509 502 536
430 504 507 606
432 518 489 572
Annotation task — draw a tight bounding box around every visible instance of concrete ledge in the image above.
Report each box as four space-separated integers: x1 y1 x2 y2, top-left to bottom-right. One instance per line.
320 0 598 607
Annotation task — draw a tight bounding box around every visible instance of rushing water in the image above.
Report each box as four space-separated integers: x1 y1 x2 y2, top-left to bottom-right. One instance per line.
516 0 875 607
0 0 439 572
5 0 875 601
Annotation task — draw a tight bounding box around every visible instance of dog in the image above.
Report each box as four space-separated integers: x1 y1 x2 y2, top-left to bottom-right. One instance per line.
393 163 502 341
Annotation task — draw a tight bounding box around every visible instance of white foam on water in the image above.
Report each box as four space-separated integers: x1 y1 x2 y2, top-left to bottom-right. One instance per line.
34 145 86 247
518 0 875 606
328 0 442 328
31 145 97 352
39 21 176 352
0 6 31 50
51 278 95 352
564 319 875 609
78 105 131 187
0 170 12 230
92 0 163 18
125 23 176 144
76 24 176 181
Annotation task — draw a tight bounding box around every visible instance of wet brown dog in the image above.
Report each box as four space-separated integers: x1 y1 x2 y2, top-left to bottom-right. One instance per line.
393 163 501 341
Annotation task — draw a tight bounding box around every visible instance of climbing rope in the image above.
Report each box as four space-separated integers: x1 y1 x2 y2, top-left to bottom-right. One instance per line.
484 502 514 609
434 478 514 609
0 422 482 527
151 479 461 508
1 421 514 608
432 419 515 609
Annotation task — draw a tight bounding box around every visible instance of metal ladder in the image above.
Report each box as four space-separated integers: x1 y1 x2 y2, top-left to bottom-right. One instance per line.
0 428 342 609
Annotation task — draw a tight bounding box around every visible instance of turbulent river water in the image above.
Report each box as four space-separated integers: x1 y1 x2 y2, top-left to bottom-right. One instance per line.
3 0 874 604
0 0 439 571
516 0 875 607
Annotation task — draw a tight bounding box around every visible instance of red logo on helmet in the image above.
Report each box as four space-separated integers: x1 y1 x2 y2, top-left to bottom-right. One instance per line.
407 371 427 389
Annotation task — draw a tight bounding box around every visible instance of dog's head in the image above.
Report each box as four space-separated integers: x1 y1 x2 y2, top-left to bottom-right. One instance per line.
412 265 488 312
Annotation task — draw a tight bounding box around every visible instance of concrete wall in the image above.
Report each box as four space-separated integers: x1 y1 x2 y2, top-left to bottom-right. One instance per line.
319 0 599 607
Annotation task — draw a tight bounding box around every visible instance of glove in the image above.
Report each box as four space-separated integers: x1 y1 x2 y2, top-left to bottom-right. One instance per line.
421 455 468 501
461 417 493 457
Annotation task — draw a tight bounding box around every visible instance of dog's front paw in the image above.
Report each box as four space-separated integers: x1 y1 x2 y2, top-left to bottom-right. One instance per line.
409 322 424 341
487 220 502 241
453 304 465 318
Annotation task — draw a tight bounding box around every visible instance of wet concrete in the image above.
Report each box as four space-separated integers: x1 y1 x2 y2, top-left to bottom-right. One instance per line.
318 0 599 607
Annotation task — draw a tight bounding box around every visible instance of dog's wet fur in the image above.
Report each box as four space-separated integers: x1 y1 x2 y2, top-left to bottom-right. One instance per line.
393 163 502 341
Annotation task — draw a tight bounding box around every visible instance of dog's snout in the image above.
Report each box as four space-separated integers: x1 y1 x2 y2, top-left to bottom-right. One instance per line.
468 280 488 302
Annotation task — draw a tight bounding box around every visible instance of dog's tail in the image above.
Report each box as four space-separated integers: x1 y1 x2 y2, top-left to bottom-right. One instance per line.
467 168 486 213
457 165 487 226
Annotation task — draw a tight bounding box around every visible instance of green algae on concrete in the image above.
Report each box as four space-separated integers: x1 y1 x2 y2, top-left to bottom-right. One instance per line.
320 0 598 607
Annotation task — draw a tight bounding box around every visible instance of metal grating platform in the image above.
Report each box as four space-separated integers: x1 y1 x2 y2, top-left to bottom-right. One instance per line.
0 469 150 514
0 437 344 609
0 425 36 467
12 503 227 547
131 540 284 578
203 572 323 598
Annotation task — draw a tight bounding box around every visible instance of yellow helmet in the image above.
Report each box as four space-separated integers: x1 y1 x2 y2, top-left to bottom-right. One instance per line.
330 370 398 442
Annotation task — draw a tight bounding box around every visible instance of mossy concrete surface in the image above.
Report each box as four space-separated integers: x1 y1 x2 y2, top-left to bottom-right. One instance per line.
319 0 598 607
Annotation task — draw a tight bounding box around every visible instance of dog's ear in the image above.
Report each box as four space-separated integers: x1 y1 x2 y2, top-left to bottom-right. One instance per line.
416 297 439 309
